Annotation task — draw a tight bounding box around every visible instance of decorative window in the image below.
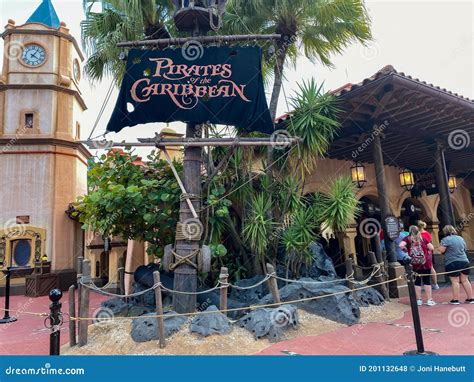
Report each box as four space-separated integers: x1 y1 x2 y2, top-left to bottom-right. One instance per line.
18 111 40 134
12 239 32 267
25 113 34 129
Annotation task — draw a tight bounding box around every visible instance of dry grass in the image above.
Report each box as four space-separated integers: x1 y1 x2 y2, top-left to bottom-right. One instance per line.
62 301 409 356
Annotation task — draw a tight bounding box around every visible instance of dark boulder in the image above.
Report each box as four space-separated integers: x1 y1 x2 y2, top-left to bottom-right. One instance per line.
101 298 132 316
197 291 250 320
260 278 360 325
130 311 187 343
305 242 337 279
190 305 232 337
353 286 385 307
238 304 299 342
230 275 270 304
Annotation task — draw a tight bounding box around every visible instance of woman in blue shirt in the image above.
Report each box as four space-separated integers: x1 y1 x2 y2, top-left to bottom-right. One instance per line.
438 225 473 305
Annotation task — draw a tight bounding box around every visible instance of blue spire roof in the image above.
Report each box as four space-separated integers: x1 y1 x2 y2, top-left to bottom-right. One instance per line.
26 0 60 29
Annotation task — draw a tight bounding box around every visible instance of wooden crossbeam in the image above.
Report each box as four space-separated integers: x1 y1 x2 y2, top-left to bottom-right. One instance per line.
117 34 282 48
81 136 301 149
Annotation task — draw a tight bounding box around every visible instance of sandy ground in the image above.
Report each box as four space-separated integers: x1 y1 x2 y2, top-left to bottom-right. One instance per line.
62 301 409 356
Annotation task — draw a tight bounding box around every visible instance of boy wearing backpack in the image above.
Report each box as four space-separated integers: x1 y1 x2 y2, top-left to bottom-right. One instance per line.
399 225 436 306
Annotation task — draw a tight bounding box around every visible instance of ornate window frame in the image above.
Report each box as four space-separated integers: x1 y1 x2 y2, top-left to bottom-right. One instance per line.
0 226 46 269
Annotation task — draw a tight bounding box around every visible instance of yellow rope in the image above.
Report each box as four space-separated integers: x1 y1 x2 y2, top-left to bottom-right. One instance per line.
414 265 474 277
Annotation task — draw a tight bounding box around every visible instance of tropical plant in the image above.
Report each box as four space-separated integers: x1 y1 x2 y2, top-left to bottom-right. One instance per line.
73 149 181 257
224 0 372 119
81 0 174 83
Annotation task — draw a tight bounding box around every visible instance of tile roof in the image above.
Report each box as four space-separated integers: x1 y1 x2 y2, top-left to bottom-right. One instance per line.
276 65 473 123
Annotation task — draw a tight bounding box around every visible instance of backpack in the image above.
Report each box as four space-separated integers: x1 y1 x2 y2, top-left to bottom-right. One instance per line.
409 239 426 265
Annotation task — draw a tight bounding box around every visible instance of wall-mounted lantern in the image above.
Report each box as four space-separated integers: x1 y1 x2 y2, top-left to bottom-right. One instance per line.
399 168 415 191
351 162 367 188
448 175 457 193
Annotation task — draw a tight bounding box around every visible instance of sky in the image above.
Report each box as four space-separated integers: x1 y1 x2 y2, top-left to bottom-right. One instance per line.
0 0 473 155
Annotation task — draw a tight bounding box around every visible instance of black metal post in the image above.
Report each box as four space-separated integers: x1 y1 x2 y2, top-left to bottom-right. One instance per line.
403 263 437 355
0 269 17 324
49 289 63 355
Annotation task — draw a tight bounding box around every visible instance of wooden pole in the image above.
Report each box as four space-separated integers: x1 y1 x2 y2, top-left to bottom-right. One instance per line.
117 33 282 48
76 256 83 283
172 122 201 313
368 251 389 299
219 267 229 313
434 142 456 227
118 257 125 296
78 259 91 347
266 263 280 305
345 257 354 290
153 271 166 349
82 137 301 149
68 285 77 347
373 131 398 265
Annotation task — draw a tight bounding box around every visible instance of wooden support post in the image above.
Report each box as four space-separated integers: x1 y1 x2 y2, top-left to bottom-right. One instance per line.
118 257 125 296
266 263 280 305
172 123 201 313
76 256 84 283
345 257 354 290
78 259 90 347
68 285 77 347
219 267 229 313
373 131 398 265
368 251 389 299
434 142 456 227
153 271 166 349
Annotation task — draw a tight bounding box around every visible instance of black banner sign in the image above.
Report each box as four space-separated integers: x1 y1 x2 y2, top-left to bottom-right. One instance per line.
106 46 274 134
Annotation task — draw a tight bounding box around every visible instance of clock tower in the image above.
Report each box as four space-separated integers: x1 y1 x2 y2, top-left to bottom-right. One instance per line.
0 0 90 287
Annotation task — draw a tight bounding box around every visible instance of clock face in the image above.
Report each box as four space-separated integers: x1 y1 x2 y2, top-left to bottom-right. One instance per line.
22 44 46 67
73 59 81 82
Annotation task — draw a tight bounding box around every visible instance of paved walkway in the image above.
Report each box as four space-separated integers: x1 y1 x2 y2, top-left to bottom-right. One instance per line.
0 292 106 355
0 284 472 355
259 284 474 355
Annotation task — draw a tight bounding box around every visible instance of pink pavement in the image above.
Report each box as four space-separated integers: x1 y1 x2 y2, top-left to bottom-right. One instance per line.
259 284 474 355
0 291 107 355
0 284 472 355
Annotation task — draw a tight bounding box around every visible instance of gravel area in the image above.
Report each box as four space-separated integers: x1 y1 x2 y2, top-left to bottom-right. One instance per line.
62 301 409 355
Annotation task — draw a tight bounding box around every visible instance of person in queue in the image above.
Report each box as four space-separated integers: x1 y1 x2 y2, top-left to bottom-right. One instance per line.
399 225 436 306
438 225 473 305
417 220 439 289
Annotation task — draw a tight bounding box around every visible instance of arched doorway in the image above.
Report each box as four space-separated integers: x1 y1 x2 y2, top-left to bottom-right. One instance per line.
399 198 428 228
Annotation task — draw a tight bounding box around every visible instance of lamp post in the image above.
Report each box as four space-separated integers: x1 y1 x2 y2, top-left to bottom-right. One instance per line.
399 168 415 191
351 162 367 188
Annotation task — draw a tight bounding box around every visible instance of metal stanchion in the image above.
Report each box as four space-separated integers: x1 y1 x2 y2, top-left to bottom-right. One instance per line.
0 269 17 324
403 263 437 355
48 289 63 355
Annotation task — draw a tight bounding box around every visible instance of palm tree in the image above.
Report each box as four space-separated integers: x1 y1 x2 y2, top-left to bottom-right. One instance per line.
81 0 174 83
224 0 372 120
